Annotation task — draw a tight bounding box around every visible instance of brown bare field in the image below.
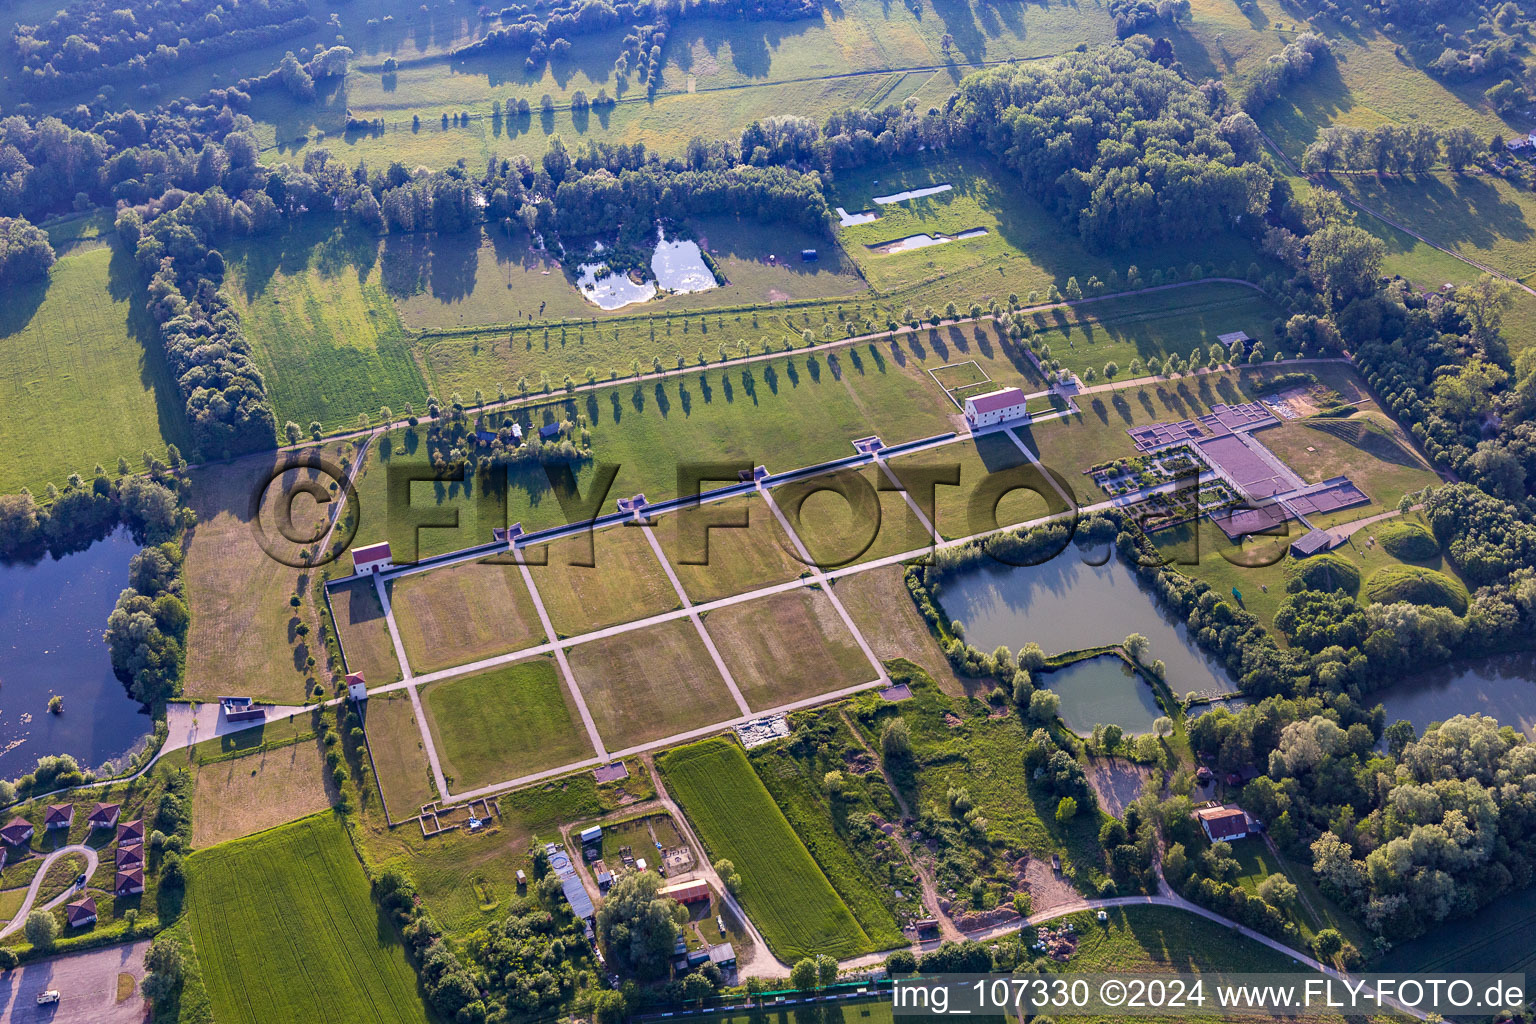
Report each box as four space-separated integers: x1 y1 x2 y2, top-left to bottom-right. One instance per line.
365 691 437 818
330 578 404 686
704 588 876 711
390 558 546 674
775 465 934 569
650 494 805 605
833 564 972 698
192 740 335 847
523 524 681 636
184 443 362 702
566 618 739 751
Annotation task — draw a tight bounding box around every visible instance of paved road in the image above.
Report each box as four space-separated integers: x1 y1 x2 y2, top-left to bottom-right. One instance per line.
0 846 100 940
0 940 149 1024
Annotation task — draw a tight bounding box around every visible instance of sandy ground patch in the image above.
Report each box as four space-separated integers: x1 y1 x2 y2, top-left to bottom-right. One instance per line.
1022 857 1080 914
192 740 335 847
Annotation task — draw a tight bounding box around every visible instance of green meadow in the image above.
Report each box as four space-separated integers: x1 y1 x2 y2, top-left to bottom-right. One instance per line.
224 219 430 435
0 243 189 493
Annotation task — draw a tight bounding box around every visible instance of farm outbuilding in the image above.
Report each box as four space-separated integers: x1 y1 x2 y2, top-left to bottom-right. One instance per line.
579 825 603 845
963 387 1029 428
659 879 711 904
352 541 393 574
709 943 736 968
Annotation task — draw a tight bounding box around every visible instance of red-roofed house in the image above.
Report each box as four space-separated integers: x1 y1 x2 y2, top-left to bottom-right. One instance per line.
65 896 97 929
87 803 121 830
962 387 1030 428
44 804 73 831
346 672 368 701
1195 805 1250 842
116 843 144 868
117 819 144 845
352 541 393 574
115 866 145 896
0 818 33 847
658 879 711 904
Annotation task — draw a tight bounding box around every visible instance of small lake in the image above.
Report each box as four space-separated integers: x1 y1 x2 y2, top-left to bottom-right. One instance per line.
651 235 717 295
1372 653 1536 737
576 262 656 310
1040 655 1164 735
869 228 988 254
873 183 952 204
933 550 1236 697
0 529 152 776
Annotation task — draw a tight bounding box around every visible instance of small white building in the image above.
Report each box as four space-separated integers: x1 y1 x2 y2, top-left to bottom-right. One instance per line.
963 387 1030 428
1505 132 1536 152
346 672 368 702
352 541 393 574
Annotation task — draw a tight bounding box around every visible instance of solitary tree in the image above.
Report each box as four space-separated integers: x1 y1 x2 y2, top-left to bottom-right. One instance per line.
24 909 57 950
790 958 817 991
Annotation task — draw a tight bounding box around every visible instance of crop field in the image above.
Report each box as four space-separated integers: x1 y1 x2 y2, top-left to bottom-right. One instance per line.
829 154 1275 305
778 465 935 569
657 737 873 959
363 691 437 818
887 434 1061 540
330 578 405 687
565 617 740 751
224 221 429 435
835 565 971 697
523 525 681 637
422 659 594 790
389 558 546 674
187 814 431 1024
0 245 189 494
184 446 359 702
651 494 805 604
704 589 876 710
192 738 335 848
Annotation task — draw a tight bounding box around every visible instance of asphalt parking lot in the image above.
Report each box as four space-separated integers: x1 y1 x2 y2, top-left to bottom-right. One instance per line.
0 940 148 1024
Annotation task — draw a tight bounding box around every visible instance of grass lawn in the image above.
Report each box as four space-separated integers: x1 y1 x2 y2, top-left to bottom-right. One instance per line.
775 464 935 569
191 737 336 848
1227 836 1367 949
187 814 431 1024
224 219 429 435
389 557 546 674
361 347 956 557
422 658 595 790
1331 171 1536 285
0 244 190 493
184 445 361 702
704 588 877 711
650 493 806 604
363 691 438 818
523 524 680 637
1260 411 1443 514
330 577 405 687
887 434 1061 541
565 617 740 751
829 152 1275 308
658 737 873 960
834 564 971 698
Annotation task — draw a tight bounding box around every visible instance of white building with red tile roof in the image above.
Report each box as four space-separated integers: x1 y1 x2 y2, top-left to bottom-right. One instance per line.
962 387 1029 428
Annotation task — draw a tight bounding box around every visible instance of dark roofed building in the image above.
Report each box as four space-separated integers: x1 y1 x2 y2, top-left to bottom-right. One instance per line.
115 866 145 896
1291 529 1337 557
0 818 33 847
117 843 145 868
117 819 144 845
1195 805 1249 842
87 803 120 830
709 943 737 969
539 422 561 441
44 804 73 831
65 896 97 929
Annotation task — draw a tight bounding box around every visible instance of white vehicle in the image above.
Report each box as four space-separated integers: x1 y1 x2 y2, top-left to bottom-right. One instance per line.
36 990 59 1005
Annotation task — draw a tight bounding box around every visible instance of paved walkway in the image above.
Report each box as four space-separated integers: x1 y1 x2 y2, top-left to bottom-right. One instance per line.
639 524 751 716
0 845 99 939
515 552 609 760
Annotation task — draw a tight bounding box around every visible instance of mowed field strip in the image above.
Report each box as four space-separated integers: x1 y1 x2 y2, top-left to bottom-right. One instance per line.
657 738 875 961
186 814 431 1024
